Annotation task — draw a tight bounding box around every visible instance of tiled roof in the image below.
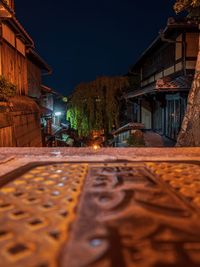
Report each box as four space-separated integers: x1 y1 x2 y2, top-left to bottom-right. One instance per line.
156 75 193 90
124 75 193 99
41 85 60 96
41 85 54 94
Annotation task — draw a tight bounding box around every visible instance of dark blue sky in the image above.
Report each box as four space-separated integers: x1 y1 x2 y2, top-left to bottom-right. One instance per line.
15 0 175 95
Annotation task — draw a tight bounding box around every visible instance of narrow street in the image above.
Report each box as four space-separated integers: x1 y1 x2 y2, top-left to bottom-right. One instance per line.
144 131 175 147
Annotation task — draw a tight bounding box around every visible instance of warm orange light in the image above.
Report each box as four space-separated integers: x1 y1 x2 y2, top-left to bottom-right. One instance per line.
93 144 100 150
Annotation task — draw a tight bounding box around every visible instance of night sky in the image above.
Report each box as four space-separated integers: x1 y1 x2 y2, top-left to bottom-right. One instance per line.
15 0 175 95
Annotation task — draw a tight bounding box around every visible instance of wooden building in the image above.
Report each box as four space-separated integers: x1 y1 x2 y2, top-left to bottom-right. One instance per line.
40 85 68 147
0 0 51 146
125 17 199 141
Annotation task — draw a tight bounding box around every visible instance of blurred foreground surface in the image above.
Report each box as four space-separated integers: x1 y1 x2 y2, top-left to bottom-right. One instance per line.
0 148 200 267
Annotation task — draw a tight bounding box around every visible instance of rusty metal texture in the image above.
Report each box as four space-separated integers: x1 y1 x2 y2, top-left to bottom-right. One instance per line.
60 162 200 267
147 162 200 210
1 162 200 267
0 163 87 267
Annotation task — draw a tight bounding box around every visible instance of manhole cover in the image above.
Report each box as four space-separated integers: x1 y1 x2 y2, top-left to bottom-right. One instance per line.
0 161 200 267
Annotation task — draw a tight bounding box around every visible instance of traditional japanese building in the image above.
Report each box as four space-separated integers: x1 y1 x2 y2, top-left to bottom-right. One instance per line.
125 17 199 141
0 0 51 146
40 85 68 146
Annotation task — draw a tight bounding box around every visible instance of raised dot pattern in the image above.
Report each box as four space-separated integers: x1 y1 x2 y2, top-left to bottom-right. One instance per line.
0 163 87 267
146 162 200 209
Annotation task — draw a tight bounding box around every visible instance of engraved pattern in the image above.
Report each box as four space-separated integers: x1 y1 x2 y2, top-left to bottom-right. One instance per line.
1 162 200 267
0 163 87 267
61 163 200 267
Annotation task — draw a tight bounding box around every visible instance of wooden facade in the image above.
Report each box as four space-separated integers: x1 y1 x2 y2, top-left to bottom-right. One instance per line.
125 18 199 141
0 0 51 147
1 40 27 95
27 58 42 98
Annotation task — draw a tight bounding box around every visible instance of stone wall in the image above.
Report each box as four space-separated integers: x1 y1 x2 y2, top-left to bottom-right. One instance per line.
12 112 42 147
0 97 42 147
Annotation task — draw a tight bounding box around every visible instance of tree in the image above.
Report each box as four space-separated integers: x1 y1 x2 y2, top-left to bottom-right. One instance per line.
174 0 200 146
67 76 129 137
174 0 200 12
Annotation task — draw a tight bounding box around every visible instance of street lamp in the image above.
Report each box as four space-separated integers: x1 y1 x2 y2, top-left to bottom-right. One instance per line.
55 111 62 116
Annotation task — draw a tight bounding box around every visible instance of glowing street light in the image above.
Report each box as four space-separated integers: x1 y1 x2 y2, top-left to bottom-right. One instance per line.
55 111 62 116
93 144 100 150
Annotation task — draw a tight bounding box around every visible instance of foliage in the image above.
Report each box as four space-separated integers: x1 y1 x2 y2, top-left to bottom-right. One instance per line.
0 76 16 98
67 76 130 137
174 0 200 13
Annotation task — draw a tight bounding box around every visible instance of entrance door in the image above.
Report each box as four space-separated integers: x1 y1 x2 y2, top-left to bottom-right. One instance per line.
153 101 164 134
141 106 152 129
166 95 181 140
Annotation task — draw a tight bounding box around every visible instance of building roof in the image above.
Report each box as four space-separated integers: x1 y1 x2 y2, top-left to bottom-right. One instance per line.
41 85 53 94
27 49 52 74
0 1 52 73
112 123 144 135
156 75 193 90
130 17 199 72
0 0 14 16
41 85 60 96
124 75 193 99
40 106 53 117
10 16 34 46
0 0 34 46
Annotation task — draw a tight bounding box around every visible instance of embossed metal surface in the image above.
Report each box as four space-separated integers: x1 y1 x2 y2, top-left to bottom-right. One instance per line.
147 162 200 209
1 162 200 267
0 163 87 267
60 162 200 267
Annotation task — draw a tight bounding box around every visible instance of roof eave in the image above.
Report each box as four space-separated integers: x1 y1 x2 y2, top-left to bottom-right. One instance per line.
27 49 52 74
10 17 34 46
0 2 34 46
131 18 199 71
0 0 15 17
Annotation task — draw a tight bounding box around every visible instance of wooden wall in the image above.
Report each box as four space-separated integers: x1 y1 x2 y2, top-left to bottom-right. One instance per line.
141 43 175 80
1 42 27 95
4 0 15 10
186 32 199 58
0 19 44 147
0 22 44 98
27 59 42 98
12 112 42 147
0 111 42 147
0 126 13 147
